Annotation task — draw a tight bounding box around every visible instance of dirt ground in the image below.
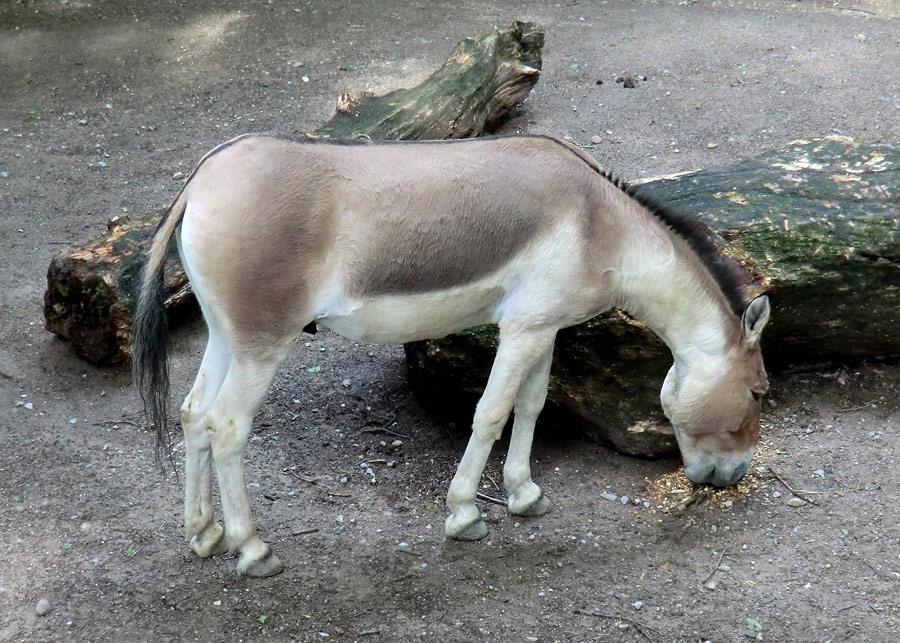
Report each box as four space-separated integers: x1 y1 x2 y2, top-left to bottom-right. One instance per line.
1 1 899 641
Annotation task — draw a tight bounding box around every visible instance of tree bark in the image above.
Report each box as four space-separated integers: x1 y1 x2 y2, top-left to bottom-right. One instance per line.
405 136 900 456
43 21 544 364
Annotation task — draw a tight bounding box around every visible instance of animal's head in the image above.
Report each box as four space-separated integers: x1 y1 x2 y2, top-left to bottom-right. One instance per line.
660 295 771 487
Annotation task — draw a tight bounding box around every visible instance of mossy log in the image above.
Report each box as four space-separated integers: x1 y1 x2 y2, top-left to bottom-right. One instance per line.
405 136 900 455
43 21 544 364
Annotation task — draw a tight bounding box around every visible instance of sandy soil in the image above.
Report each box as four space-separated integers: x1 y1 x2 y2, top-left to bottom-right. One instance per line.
1 1 899 641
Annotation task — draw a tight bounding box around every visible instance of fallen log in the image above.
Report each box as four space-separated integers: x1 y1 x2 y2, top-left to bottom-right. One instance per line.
43 20 544 364
405 136 900 455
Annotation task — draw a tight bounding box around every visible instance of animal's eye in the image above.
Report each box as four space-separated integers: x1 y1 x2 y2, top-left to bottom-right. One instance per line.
751 390 762 402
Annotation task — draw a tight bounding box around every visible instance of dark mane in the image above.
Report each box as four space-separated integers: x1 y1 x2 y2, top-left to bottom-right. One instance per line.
542 134 751 318
613 178 750 316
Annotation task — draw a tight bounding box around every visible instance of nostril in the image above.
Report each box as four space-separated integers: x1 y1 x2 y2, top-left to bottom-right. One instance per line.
728 461 749 485
683 463 714 485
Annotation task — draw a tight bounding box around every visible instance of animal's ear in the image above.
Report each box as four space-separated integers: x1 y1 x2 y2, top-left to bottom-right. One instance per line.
741 295 771 346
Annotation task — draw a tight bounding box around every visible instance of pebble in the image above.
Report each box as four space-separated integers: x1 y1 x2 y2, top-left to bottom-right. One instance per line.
341 378 351 388
599 492 617 502
632 600 643 610
391 440 403 447
172 171 185 180
813 469 825 478
35 598 51 616
590 135 602 144
787 497 807 507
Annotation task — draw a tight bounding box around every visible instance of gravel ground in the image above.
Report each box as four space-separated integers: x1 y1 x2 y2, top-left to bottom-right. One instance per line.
1 1 899 641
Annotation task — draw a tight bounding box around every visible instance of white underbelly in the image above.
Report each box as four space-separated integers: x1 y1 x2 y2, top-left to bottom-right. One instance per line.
316 282 504 344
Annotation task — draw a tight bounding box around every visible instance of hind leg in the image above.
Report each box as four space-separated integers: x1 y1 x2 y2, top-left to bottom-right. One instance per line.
203 352 286 577
504 344 554 517
181 330 231 558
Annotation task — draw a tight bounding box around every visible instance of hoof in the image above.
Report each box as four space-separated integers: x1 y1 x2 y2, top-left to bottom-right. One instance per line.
189 522 228 558
509 491 552 518
445 516 489 541
237 545 284 578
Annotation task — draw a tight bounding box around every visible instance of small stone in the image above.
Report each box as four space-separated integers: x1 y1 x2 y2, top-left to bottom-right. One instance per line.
632 600 642 610
301 75 310 83
172 171 185 180
813 469 825 478
620 495 630 504
24 402 33 410
341 378 351 388
35 598 51 616
616 622 630 631
590 135 602 145
704 579 717 590
599 492 617 502
787 497 807 507
391 440 403 447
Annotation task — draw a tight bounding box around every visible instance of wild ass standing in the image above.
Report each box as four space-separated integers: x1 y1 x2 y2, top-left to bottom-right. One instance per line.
134 133 771 577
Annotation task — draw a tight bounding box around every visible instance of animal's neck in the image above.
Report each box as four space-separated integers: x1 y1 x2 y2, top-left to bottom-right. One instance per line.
612 230 734 365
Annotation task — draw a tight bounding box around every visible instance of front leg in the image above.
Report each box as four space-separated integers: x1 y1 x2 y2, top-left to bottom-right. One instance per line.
504 346 554 518
445 326 556 540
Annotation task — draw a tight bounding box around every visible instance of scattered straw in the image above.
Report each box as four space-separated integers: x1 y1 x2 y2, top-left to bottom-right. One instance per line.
643 442 775 513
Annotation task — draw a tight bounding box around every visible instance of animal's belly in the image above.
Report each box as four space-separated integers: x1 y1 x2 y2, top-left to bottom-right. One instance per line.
316 284 503 344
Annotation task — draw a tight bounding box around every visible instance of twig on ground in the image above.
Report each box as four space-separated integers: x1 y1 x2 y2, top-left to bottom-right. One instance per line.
770 468 818 505
701 549 728 586
836 400 876 413
282 468 318 485
362 396 411 434
357 629 381 636
360 426 409 439
674 487 712 512
573 609 659 641
476 491 507 506
292 528 319 536
93 419 141 428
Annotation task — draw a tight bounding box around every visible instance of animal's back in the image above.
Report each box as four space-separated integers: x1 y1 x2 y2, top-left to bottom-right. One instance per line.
177 134 620 344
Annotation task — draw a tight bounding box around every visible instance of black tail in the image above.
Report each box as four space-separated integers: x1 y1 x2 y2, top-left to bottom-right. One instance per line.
132 200 186 469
